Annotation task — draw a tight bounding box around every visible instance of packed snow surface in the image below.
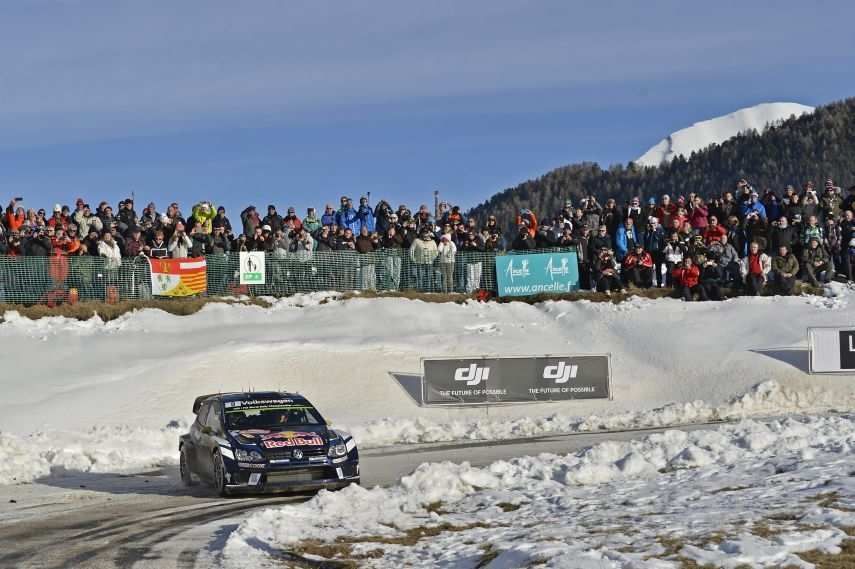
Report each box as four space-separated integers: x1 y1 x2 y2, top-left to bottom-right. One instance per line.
1 286 854 484
636 102 814 166
224 414 855 568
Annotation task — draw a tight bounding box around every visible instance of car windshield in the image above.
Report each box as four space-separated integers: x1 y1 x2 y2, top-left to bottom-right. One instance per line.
224 404 324 430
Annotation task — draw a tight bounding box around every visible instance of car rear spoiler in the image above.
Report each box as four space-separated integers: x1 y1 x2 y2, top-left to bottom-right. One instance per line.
192 394 218 414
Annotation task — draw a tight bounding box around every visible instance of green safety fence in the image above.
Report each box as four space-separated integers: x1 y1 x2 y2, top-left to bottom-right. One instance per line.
0 247 576 305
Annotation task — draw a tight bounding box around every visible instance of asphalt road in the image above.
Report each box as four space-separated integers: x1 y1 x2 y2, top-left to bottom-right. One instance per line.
0 423 720 569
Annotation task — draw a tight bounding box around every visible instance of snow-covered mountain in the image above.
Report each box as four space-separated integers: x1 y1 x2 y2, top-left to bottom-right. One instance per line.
636 102 815 167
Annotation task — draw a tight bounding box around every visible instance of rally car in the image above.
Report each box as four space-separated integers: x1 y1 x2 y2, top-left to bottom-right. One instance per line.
179 391 360 495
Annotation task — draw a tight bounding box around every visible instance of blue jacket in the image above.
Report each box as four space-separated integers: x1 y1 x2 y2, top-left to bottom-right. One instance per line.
321 212 336 227
357 205 375 233
615 225 639 260
336 207 360 233
740 201 767 221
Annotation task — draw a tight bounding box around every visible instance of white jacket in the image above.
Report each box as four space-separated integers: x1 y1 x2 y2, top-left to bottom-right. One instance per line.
98 240 122 270
437 240 457 264
739 253 772 280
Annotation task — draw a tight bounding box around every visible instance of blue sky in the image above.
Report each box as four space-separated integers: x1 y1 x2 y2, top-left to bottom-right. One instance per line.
1 1 854 218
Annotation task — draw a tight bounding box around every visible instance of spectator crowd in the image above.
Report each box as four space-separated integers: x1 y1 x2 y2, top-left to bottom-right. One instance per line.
1 177 853 299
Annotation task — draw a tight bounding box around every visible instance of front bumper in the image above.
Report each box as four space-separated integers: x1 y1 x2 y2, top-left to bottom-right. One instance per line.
224 458 360 494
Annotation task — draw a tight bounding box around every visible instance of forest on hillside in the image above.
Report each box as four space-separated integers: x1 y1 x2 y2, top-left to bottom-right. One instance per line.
469 97 855 236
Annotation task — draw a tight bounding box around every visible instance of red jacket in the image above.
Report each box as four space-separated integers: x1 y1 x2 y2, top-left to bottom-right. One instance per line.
623 251 653 269
672 264 700 287
703 224 727 244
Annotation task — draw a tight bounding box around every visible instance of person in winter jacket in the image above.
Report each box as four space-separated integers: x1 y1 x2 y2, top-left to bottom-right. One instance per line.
302 208 321 235
594 248 623 295
770 245 799 295
168 222 193 258
98 231 122 270
621 244 654 288
655 195 678 229
802 215 824 246
672 257 704 301
663 232 686 287
699 255 723 301
740 241 772 296
436 234 457 293
702 216 727 245
768 216 797 254
511 223 537 250
688 197 709 232
336 197 360 234
740 192 767 221
241 206 261 237
614 218 639 261
188 202 216 234
262 205 284 234
211 206 233 235
5 199 25 233
802 237 831 287
73 204 103 237
320 204 337 228
642 217 666 286
356 197 375 233
588 225 612 259
515 209 538 238
410 228 439 291
23 227 53 256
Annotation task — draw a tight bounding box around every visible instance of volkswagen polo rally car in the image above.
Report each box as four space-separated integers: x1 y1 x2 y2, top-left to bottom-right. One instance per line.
179 392 360 495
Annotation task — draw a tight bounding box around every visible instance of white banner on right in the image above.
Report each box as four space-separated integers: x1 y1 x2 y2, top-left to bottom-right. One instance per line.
808 327 855 374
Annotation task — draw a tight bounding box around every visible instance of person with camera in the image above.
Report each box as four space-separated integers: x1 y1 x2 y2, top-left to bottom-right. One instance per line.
770 244 799 295
621 243 654 289
510 222 536 250
167 221 193 258
581 195 602 230
698 254 723 301
594 248 623 295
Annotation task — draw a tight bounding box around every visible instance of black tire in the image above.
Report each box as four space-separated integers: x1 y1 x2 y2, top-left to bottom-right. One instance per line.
212 451 230 497
179 446 196 487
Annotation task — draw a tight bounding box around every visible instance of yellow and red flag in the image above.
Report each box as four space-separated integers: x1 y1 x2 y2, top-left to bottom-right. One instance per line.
148 258 207 297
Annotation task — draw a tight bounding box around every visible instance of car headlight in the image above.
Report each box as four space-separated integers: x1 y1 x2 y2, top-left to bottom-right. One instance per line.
235 449 265 462
328 443 347 458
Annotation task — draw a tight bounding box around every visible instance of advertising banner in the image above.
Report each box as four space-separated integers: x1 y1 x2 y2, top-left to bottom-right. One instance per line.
495 251 580 297
808 327 855 373
148 257 207 297
239 251 266 285
422 355 610 405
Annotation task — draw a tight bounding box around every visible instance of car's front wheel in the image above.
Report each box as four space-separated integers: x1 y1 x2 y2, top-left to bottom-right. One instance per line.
212 450 229 497
179 446 196 487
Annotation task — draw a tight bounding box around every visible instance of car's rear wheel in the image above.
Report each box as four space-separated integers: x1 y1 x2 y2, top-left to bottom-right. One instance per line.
179 446 196 487
212 451 229 497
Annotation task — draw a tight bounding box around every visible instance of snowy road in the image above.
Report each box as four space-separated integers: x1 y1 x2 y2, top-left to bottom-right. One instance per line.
0 423 720 569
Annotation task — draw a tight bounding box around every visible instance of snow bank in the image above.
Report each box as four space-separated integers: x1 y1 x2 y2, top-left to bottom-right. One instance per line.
636 102 814 166
0 423 182 484
351 379 853 448
1 285 855 484
224 414 855 568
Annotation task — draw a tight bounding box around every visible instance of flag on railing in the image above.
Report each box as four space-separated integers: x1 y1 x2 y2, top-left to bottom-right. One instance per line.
148 258 207 297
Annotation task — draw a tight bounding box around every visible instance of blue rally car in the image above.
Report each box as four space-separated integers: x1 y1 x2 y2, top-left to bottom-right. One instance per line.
179 392 360 495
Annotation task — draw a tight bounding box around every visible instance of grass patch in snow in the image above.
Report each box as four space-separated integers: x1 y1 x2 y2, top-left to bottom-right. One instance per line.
289 522 497 566
791 538 855 568
0 280 827 321
0 297 273 322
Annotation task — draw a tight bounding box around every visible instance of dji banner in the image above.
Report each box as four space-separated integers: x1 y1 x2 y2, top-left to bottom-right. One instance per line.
808 327 855 373
422 355 611 405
